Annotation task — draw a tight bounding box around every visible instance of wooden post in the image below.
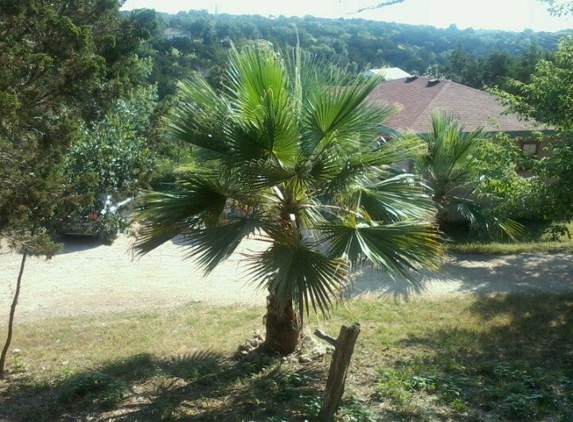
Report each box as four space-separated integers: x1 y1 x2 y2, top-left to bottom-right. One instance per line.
317 323 361 422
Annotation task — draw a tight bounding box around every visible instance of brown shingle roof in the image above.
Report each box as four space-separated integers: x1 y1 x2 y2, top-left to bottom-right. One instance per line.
367 76 547 134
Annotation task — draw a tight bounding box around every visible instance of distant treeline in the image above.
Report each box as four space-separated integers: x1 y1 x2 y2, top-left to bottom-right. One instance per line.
133 9 572 98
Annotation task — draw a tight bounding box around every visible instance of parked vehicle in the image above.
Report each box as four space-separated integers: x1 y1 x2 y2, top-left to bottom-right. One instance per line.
59 195 133 244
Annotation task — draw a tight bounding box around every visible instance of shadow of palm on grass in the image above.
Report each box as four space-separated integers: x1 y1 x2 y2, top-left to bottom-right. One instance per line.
3 348 326 422
1 350 223 421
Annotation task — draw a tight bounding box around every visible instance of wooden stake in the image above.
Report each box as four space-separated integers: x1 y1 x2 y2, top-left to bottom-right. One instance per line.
317 323 361 422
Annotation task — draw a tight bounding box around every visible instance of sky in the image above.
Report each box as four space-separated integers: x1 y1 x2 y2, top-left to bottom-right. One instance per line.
120 0 572 32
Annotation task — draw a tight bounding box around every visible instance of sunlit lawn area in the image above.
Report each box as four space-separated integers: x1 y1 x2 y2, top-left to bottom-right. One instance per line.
1 294 572 421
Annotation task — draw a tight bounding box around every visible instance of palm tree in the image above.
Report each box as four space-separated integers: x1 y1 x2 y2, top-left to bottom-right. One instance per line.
414 112 522 239
133 45 442 354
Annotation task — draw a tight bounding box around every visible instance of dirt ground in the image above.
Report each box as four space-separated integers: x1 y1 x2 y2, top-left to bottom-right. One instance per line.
1 235 572 322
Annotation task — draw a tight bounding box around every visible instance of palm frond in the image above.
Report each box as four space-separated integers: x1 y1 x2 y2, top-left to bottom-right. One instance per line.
245 228 348 317
449 197 523 241
489 217 524 241
418 112 486 189
314 135 425 200
167 78 231 156
321 220 442 279
301 75 394 155
223 46 300 165
373 134 427 167
224 98 299 164
349 174 435 222
179 216 264 274
232 158 297 191
134 175 229 255
226 44 289 115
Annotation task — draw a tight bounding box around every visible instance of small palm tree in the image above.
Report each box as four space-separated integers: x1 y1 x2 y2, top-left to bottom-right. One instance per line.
134 45 442 354
414 112 522 239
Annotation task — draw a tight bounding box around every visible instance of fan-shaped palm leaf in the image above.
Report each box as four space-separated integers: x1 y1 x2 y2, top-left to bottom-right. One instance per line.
349 174 435 222
167 78 231 156
246 227 348 317
302 77 395 155
135 174 229 253
320 220 442 278
178 216 264 274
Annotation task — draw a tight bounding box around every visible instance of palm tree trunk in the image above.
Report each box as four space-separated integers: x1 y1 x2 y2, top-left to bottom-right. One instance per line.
436 208 449 232
263 289 301 354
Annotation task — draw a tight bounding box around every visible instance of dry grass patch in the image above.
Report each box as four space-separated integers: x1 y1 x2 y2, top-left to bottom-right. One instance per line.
3 304 262 381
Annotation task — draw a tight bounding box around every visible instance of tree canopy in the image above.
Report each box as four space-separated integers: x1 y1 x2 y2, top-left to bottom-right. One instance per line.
494 36 573 221
143 10 568 99
0 0 157 252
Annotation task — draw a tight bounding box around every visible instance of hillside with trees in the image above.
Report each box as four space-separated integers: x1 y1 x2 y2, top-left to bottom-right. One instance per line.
139 10 571 98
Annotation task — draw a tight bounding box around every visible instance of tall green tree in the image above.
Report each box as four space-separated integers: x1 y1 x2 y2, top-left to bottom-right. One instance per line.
0 0 157 244
495 37 573 131
494 36 573 221
133 45 442 354
442 46 486 88
53 83 158 243
413 112 522 239
0 0 156 374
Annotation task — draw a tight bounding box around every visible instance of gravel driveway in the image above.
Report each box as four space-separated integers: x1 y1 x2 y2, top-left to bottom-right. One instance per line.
1 235 572 321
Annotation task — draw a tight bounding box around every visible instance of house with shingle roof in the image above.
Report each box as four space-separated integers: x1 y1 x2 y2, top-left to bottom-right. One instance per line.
367 76 553 157
163 28 191 40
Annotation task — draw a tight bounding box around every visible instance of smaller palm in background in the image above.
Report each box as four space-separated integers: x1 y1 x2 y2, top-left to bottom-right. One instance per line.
414 112 522 240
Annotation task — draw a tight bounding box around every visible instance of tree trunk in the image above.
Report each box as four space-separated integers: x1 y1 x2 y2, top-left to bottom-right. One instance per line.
0 252 27 376
263 290 301 354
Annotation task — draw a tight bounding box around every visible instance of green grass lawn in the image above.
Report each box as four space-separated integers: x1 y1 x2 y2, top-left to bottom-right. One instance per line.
1 294 572 421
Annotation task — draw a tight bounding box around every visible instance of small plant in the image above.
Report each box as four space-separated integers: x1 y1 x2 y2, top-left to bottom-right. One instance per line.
383 370 466 409
502 392 555 420
11 356 29 373
277 372 312 389
376 368 414 406
408 374 439 392
475 361 560 419
299 393 322 416
338 397 378 422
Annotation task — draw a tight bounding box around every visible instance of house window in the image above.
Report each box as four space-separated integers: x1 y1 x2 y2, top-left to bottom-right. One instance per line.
522 142 538 156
